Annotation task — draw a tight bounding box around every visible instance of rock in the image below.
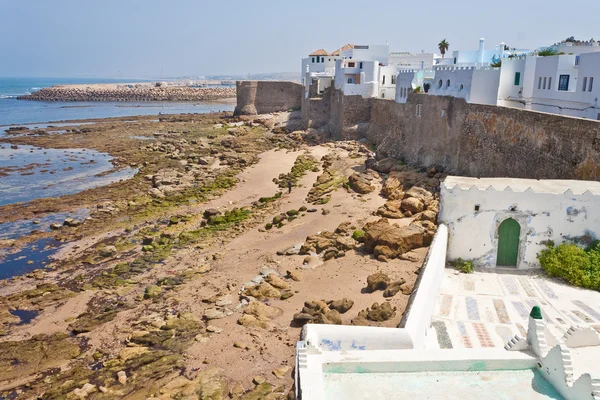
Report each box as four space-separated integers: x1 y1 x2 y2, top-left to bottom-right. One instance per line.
99 245 117 257
63 218 82 227
363 218 425 258
328 298 354 313
335 222 355 236
233 341 250 350
230 382 245 397
119 346 149 361
376 201 404 219
401 282 414 295
265 274 291 290
404 186 434 204
49 223 62 230
148 187 165 199
350 315 371 326
144 285 162 299
238 301 282 329
381 174 404 200
348 173 374 194
292 312 314 324
373 157 398 173
272 366 291 379
373 245 395 260
253 376 266 385
401 197 424 214
117 370 127 385
203 209 221 219
286 269 302 281
243 282 281 299
0 239 15 248
383 280 406 298
416 210 438 223
335 236 356 251
321 209 330 215
366 272 390 292
206 325 223 333
215 295 233 307
359 302 397 322
204 308 226 320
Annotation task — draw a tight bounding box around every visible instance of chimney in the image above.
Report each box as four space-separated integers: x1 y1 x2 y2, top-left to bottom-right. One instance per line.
478 38 485 64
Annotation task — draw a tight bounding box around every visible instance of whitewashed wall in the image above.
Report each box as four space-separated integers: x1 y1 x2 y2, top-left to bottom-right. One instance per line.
440 178 600 269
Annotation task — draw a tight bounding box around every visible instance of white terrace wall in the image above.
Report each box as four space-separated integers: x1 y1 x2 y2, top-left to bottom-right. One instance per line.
440 179 600 269
398 224 448 349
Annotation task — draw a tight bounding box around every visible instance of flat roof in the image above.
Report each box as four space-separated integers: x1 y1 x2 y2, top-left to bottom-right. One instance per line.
442 176 600 195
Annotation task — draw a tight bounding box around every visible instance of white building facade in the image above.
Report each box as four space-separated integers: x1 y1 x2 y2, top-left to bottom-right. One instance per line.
440 176 600 269
427 65 501 105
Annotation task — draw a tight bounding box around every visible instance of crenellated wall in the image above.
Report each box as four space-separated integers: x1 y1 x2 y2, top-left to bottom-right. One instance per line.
234 81 303 116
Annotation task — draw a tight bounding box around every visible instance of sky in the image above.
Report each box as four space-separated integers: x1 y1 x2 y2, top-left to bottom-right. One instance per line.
1 0 599 79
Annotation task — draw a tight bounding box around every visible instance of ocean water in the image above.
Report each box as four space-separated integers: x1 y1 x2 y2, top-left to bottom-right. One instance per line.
0 77 234 126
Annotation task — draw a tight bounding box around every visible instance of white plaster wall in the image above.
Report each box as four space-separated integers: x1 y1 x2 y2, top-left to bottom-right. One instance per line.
440 186 600 269
389 53 435 69
342 44 389 64
343 82 377 97
402 225 448 349
395 71 417 103
378 65 397 99
498 58 527 107
428 67 474 101
575 52 600 120
470 68 501 105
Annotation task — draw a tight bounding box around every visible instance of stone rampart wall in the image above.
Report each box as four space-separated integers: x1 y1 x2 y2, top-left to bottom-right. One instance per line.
234 81 303 116
366 94 600 180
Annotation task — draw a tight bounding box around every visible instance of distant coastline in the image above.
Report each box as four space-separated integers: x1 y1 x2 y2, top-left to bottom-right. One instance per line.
17 82 236 102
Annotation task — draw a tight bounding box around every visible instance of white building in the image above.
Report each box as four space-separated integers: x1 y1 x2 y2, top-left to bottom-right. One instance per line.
440 176 600 269
389 52 438 70
332 44 396 99
498 52 600 120
301 49 340 82
395 69 435 103
427 65 501 105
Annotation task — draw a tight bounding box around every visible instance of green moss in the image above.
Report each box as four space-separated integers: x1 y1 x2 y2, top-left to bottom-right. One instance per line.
352 230 365 242
286 209 299 216
275 154 319 189
265 223 273 230
299 206 307 212
259 191 282 203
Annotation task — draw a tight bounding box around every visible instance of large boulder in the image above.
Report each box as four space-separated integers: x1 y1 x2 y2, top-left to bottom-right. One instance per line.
376 201 404 219
401 197 424 215
348 173 374 194
404 186 434 205
363 218 425 258
366 272 390 292
372 157 398 173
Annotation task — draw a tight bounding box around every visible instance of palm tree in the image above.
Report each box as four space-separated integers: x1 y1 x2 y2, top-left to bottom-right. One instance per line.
438 39 450 58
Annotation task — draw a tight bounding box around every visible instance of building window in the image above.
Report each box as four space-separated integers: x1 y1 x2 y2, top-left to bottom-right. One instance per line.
359 62 363 69
590 77 594 92
312 57 315 63
543 77 547 90
347 78 353 84
382 75 386 85
548 77 552 90
321 57 324 62
382 93 385 99
558 74 570 91
514 72 521 86
446 79 451 89
316 57 320 63
459 84 464 91
583 77 588 92
416 104 422 117
575 55 581 66
391 75 396 85
538 77 542 89
474 205 480 212
348 62 355 68
438 80 443 89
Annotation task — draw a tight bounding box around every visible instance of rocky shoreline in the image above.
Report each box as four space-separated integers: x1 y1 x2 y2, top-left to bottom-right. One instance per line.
18 84 236 102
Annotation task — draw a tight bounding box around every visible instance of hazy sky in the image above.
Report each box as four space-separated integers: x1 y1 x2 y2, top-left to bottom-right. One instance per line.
1 0 598 78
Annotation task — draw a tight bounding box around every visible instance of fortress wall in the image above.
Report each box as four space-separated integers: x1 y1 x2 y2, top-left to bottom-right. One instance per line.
234 81 303 116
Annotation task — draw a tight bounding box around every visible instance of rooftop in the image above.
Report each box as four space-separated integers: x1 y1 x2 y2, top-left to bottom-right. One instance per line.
331 44 354 56
309 49 330 56
442 176 600 195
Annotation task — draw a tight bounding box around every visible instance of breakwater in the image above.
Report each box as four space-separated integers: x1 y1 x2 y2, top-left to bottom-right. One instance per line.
18 84 236 102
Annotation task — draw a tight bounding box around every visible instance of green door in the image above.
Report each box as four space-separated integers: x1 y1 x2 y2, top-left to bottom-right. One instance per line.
497 218 520 267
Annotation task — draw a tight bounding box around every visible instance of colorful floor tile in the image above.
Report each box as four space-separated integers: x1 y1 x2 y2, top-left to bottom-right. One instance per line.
432 321 453 349
501 276 520 296
439 295 453 317
457 321 473 348
572 310 594 324
495 326 514 343
533 279 558 300
517 276 538 297
473 322 494 347
493 299 510 324
511 301 529 319
516 323 527 337
572 300 600 322
466 297 480 321
463 280 475 291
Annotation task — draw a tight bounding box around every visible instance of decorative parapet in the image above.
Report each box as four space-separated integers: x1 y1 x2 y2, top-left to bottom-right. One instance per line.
563 326 600 348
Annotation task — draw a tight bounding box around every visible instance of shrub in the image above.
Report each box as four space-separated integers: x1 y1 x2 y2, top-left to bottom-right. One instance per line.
265 223 273 230
451 258 473 274
286 209 299 216
537 242 600 291
299 206 307 212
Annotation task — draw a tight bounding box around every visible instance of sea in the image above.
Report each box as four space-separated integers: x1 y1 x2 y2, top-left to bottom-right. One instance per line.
0 77 235 279
0 77 234 126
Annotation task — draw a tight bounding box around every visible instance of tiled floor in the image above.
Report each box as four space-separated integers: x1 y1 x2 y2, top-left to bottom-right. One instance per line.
427 268 600 350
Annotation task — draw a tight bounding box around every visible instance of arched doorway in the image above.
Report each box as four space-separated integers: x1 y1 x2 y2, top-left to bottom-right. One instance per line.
497 218 520 267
